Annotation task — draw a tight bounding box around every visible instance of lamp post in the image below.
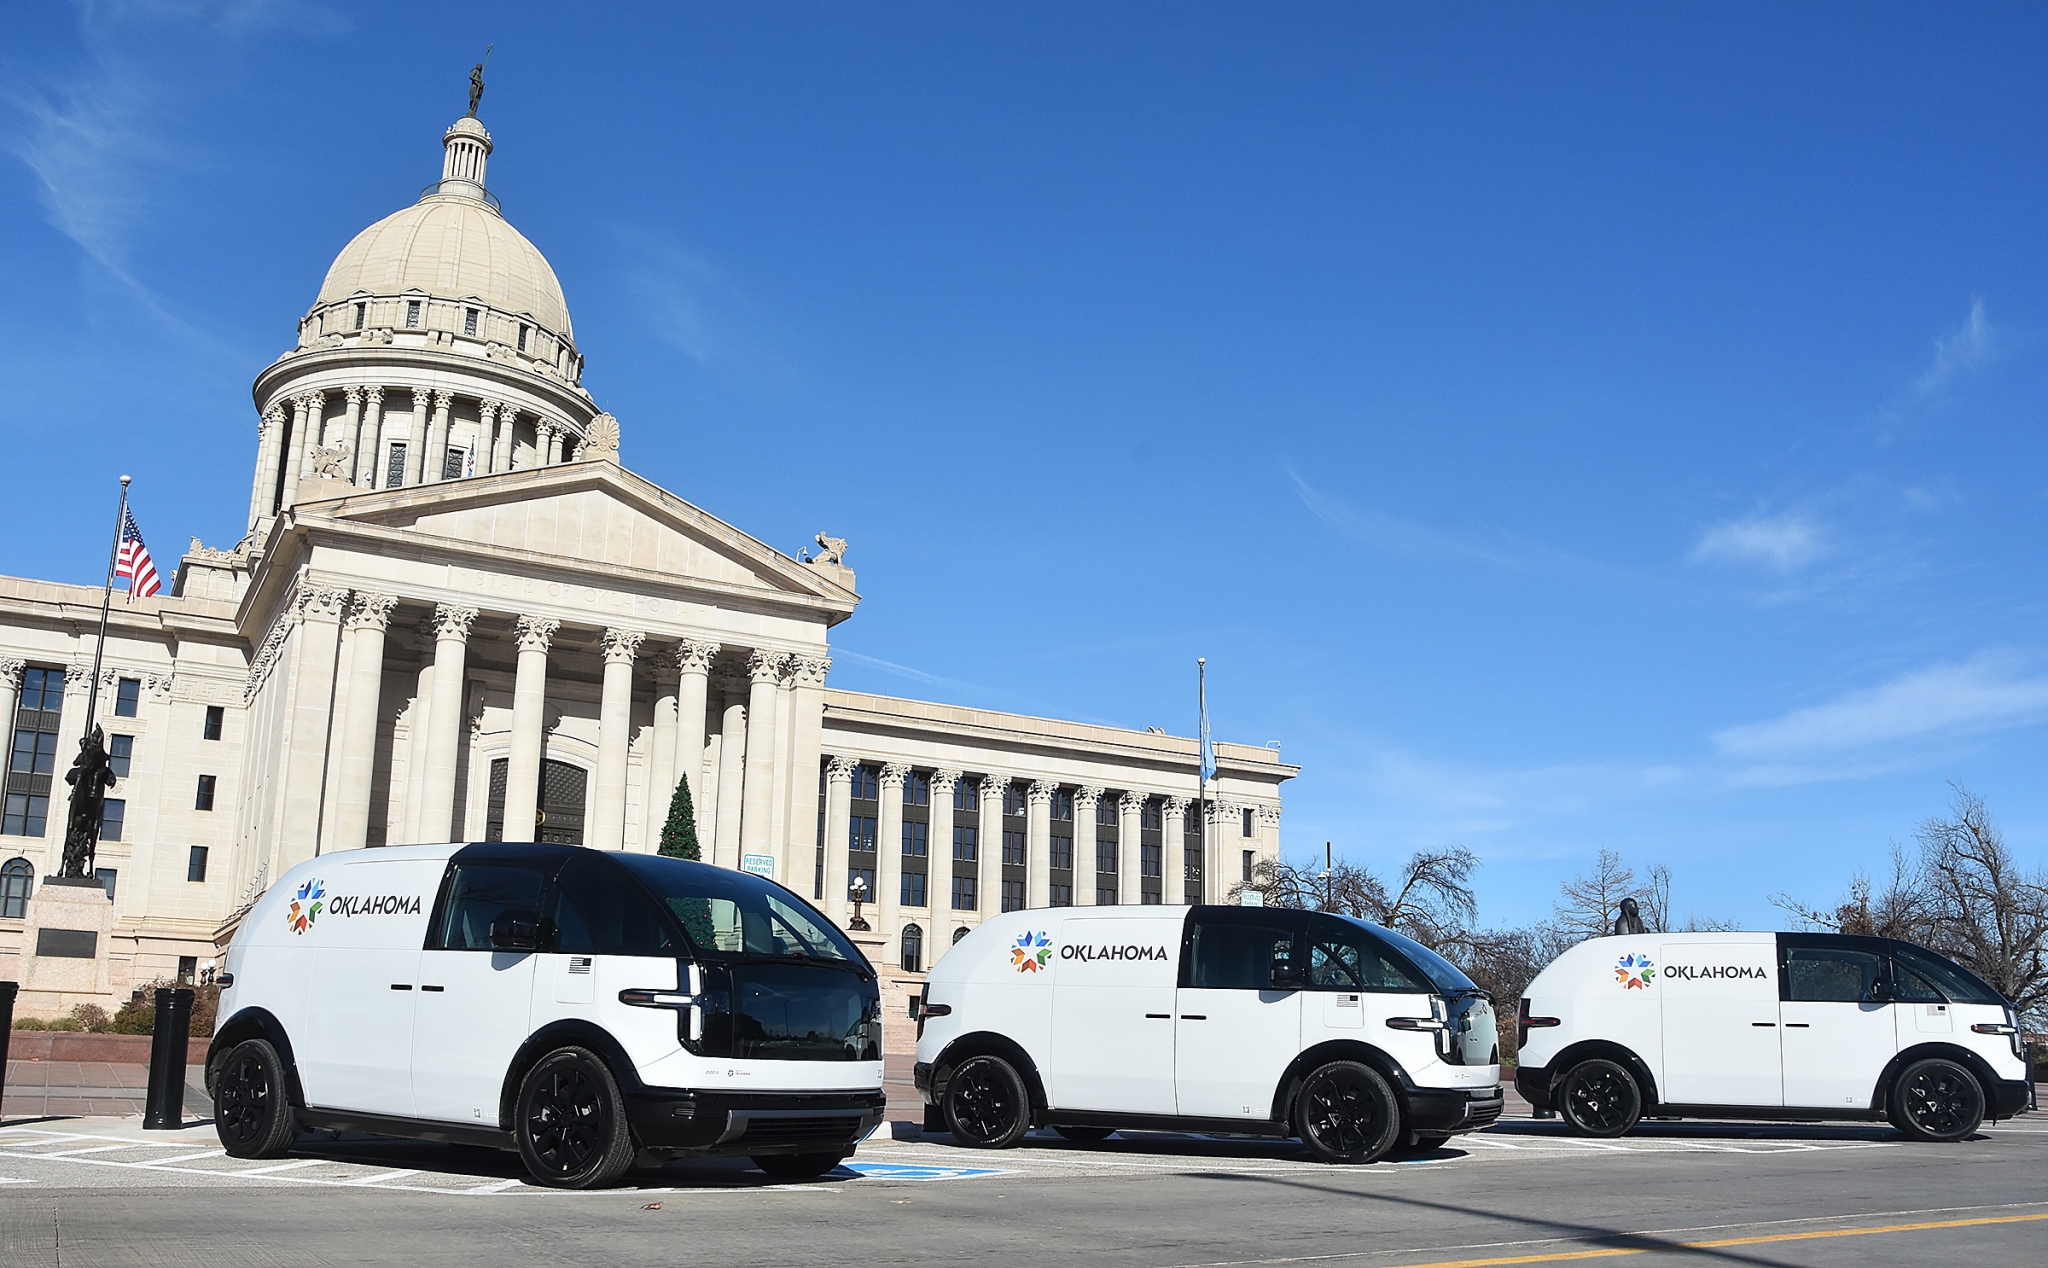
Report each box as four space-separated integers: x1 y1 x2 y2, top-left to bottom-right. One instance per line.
848 875 870 931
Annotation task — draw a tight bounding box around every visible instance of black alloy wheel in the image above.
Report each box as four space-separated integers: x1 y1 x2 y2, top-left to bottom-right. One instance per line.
753 1152 848 1180
1892 1058 1985 1142
1053 1125 1117 1143
514 1047 635 1188
943 1055 1031 1149
212 1039 298 1159
1557 1059 1642 1138
1294 1060 1401 1164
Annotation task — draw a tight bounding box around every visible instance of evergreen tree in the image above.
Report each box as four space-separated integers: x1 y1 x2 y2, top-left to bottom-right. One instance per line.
657 776 701 861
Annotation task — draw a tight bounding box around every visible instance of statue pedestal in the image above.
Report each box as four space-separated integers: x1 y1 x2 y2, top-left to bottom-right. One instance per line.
17 877 116 1019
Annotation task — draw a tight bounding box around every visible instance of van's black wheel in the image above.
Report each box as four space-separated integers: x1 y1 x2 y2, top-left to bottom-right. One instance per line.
514 1047 635 1189
1892 1058 1984 1142
753 1152 848 1179
1294 1060 1401 1164
943 1055 1031 1149
212 1039 298 1159
1054 1125 1116 1143
1557 1059 1641 1138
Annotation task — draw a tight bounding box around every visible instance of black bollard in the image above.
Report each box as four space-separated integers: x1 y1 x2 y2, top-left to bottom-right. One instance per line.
142 987 194 1130
0 980 16 1117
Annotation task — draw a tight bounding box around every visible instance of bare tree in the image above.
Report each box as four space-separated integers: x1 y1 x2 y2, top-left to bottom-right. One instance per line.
1553 849 1640 939
1916 786 2048 1027
1233 847 1480 953
1771 845 1928 941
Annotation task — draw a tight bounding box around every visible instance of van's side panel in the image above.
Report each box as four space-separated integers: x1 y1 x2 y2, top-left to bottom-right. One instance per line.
1048 914 1182 1113
1658 940 1782 1106
297 856 442 1115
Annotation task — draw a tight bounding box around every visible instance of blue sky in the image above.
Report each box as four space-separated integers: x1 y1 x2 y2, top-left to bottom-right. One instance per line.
4 3 2045 931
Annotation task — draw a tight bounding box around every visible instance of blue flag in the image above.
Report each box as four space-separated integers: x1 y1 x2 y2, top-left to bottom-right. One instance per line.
1198 664 1216 783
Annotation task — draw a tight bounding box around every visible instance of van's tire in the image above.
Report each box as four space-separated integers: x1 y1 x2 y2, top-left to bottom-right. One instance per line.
1053 1125 1117 1143
513 1046 635 1189
1557 1059 1642 1138
212 1039 298 1159
942 1055 1032 1149
1294 1060 1401 1164
753 1152 847 1179
1891 1058 1985 1142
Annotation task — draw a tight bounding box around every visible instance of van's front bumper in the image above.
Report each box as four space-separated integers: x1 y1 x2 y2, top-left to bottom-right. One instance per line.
1402 1084 1504 1135
1989 1077 2033 1120
625 1087 887 1156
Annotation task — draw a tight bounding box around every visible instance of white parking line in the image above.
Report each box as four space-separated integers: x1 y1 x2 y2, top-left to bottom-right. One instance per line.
42 1143 162 1157
149 1149 227 1164
344 1168 420 1186
235 1159 330 1175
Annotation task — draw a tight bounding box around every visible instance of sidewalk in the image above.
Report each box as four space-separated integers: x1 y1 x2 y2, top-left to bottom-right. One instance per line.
3 1033 214 1120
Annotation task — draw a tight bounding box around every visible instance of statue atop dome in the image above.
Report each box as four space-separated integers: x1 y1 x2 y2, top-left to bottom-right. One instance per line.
468 45 491 117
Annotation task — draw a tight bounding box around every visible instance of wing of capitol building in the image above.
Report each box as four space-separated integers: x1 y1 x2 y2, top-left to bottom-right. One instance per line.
0 108 1296 1036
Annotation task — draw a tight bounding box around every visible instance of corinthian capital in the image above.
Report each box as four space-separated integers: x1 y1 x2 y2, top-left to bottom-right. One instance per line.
674 638 720 676
0 658 25 691
825 754 860 785
1073 785 1102 810
363 385 385 407
1028 780 1057 807
432 390 454 412
1161 795 1190 818
261 404 285 435
601 627 646 665
294 391 322 414
297 586 350 622
479 398 507 422
931 768 962 797
789 655 831 688
344 591 397 631
344 386 364 408
430 604 479 641
514 615 559 654
879 762 911 790
746 648 787 685
1120 789 1149 816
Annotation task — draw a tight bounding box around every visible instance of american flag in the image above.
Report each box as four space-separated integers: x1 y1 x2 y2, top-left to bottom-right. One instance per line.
115 507 161 601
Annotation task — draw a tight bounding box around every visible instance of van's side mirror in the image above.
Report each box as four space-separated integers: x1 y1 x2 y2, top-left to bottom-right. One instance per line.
1271 950 1302 989
490 910 541 951
1869 978 1895 1003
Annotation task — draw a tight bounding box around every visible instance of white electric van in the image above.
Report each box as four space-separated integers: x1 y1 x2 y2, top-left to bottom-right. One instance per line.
205 843 886 1188
1515 931 2033 1140
912 905 1502 1163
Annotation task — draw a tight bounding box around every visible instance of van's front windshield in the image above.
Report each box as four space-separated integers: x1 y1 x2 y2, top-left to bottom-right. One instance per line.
613 855 863 968
1357 920 1483 996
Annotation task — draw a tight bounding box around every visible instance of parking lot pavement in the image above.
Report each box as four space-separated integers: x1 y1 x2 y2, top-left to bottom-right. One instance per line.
1 1113 2045 1267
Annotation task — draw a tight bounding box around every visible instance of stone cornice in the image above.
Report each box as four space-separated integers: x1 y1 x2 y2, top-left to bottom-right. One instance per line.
252 342 597 420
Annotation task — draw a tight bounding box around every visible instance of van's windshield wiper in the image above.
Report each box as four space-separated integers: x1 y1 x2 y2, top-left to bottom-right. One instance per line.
723 951 865 974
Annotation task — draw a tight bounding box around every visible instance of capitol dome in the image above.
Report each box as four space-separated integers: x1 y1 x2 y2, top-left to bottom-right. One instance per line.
313 116 573 339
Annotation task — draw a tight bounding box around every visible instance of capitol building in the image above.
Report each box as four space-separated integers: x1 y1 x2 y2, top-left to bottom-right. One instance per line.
0 107 1296 1028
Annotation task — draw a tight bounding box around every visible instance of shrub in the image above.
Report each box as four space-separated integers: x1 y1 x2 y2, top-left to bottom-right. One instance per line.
70 1004 111 1033
12 1015 82 1032
11 1017 48 1031
115 978 223 1037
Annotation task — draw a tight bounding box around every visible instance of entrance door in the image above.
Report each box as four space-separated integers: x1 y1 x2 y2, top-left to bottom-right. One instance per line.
1657 941 1782 1106
412 860 543 1126
485 759 587 845
1778 935 1898 1111
1047 914 1183 1114
1173 908 1303 1121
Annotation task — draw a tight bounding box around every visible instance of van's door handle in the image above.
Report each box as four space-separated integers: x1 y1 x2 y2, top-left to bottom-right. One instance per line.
1783 1022 1809 1028
1180 1014 1207 1021
390 984 413 991
1750 1022 1775 1027
1144 1013 1170 1019
421 985 445 993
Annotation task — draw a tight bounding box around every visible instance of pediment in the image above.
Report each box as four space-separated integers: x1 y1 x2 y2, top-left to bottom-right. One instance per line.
291 463 855 607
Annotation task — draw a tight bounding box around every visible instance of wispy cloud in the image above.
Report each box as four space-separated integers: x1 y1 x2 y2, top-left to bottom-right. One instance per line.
1691 511 1828 571
829 647 980 692
1713 653 2048 759
1909 297 1997 401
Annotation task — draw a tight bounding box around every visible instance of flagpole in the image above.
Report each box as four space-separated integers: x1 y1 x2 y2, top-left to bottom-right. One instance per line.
82 475 130 741
1196 656 1207 905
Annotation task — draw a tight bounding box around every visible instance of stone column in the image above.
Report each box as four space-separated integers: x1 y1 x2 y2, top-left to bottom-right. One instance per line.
546 425 566 466
1163 797 1189 905
930 769 960 919
404 393 429 486
503 616 557 843
533 421 556 469
424 390 454 483
591 628 643 851
281 394 314 508
1027 780 1055 909
711 684 747 869
736 650 785 873
1204 800 1231 907
823 755 857 925
491 404 516 474
276 586 349 871
783 655 830 892
399 620 438 843
876 762 908 938
248 407 282 525
0 659 24 749
1119 791 1146 907
673 639 718 806
979 777 1007 915
1074 786 1101 906
340 387 363 478
294 392 324 480
644 656 679 850
359 387 385 486
417 604 478 841
325 592 396 853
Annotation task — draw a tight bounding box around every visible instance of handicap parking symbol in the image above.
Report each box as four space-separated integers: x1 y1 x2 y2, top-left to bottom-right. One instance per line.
841 1162 1005 1182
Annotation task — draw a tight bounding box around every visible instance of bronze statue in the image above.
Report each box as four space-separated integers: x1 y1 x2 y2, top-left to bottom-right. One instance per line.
1612 896 1646 936
60 725 117 879
468 61 486 116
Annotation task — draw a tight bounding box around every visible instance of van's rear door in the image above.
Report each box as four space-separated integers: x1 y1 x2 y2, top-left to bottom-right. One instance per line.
298 856 440 1116
1658 940 1782 1107
1174 908 1303 1121
1048 914 1182 1113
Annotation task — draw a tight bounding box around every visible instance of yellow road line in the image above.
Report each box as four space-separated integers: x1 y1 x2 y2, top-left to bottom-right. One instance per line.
1393 1211 2048 1268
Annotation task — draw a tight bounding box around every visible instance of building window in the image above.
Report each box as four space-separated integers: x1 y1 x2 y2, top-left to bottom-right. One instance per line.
1242 850 1255 882
1142 800 1161 831
114 678 140 718
95 867 117 900
195 774 216 812
1002 831 1025 866
1097 798 1117 827
1141 842 1162 878
177 955 198 985
386 443 408 488
903 771 929 806
902 820 927 858
405 299 421 328
1001 879 1025 912
203 706 223 740
517 324 529 352
10 732 57 775
1097 882 1117 905
100 799 125 842
1142 890 1162 906
850 764 879 800
1096 841 1116 875
952 925 970 944
901 872 927 907
1049 883 1072 907
1187 845 1204 889
463 308 479 337
187 845 209 883
951 875 976 911
953 780 977 811
108 734 133 778
442 448 466 480
1243 807 1255 837
900 924 923 973
848 815 877 853
952 824 976 862
353 302 366 331
1003 785 1026 816
1051 789 1073 821
0 857 31 918
1049 834 1072 872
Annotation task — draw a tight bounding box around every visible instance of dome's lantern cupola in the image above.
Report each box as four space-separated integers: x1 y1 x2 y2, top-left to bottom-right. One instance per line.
433 116 494 206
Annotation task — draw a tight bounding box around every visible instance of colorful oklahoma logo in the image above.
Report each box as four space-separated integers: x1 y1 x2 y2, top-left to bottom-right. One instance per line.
286 878 326 935
1614 952 1655 989
1010 930 1052 973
